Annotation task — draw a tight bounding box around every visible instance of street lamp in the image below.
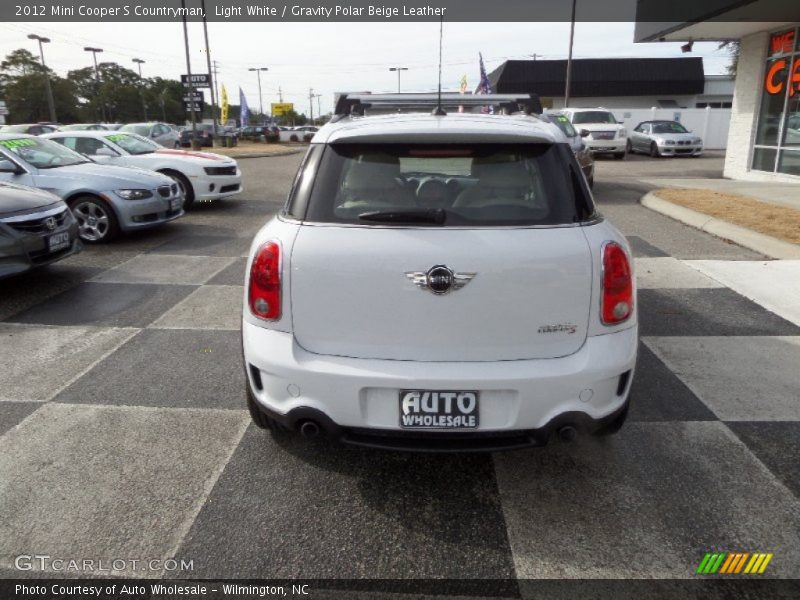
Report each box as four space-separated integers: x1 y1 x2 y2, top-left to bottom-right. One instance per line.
84 46 107 122
132 58 147 120
248 67 268 123
389 67 408 93
27 34 57 124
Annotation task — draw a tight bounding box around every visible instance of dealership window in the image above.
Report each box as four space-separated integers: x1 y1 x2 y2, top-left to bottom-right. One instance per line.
752 27 800 175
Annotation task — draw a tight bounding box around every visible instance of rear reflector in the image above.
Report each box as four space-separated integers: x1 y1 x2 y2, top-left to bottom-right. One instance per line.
601 242 633 325
248 241 281 321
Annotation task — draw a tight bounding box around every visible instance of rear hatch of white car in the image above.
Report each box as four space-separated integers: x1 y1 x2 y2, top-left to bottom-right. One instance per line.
289 141 596 362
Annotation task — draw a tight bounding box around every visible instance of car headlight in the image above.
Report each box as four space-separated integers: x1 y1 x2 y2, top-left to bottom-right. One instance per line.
116 189 154 200
618 129 626 138
663 140 676 145
693 138 702 144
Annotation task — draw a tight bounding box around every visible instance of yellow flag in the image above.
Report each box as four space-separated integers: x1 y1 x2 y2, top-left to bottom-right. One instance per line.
220 85 229 124
459 75 468 94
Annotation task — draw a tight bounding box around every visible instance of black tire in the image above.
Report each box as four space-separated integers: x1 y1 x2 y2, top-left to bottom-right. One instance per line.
595 403 629 437
161 170 195 209
68 195 119 243
613 152 625 160
625 139 632 154
173 141 180 149
246 386 288 433
650 142 660 158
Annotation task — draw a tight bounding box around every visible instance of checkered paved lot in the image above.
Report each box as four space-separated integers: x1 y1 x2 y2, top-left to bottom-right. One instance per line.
1 154 799 591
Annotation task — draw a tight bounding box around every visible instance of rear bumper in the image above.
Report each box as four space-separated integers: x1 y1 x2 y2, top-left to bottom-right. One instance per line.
242 323 638 447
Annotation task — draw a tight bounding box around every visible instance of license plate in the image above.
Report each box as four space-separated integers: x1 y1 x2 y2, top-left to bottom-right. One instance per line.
47 232 70 252
399 390 479 429
170 197 183 211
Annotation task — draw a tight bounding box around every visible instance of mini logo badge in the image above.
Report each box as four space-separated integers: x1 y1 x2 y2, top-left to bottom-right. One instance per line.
405 265 476 295
43 217 57 231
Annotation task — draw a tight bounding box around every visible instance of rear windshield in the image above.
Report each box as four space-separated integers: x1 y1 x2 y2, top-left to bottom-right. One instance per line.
301 143 593 227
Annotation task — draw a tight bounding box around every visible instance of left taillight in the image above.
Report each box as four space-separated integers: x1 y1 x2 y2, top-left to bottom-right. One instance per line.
248 241 281 321
601 242 633 325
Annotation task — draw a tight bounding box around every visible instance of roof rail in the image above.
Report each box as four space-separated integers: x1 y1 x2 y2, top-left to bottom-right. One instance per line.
332 93 543 119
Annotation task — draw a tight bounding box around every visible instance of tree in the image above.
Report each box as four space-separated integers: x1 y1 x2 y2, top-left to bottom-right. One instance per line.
1 49 80 123
719 41 741 77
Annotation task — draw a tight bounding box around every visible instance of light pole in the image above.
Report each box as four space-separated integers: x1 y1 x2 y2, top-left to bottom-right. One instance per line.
314 94 322 124
389 67 408 93
248 67 268 123
27 34 56 123
200 0 219 139
564 0 577 108
84 46 107 122
180 0 198 149
132 58 147 120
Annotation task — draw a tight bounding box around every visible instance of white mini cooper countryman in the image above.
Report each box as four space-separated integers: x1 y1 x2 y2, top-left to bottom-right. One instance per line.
242 94 637 451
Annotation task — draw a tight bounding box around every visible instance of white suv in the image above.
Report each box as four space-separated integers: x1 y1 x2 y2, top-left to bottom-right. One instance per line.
242 94 637 451
561 108 627 159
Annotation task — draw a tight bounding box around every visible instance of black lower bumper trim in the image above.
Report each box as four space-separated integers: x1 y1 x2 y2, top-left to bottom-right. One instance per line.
249 388 630 453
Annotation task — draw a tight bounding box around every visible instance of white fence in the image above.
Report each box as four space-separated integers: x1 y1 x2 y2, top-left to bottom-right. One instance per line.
610 107 731 150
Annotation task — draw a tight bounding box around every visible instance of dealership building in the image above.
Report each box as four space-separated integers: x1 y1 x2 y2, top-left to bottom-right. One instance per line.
636 3 800 181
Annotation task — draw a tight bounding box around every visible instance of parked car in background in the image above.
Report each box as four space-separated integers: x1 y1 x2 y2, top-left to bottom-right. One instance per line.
0 134 183 243
0 181 81 278
120 122 180 148
627 120 703 158
58 124 110 131
179 123 215 147
44 131 242 208
542 112 595 187
239 125 279 140
0 124 58 135
104 123 124 131
293 126 319 133
242 93 636 449
560 108 627 159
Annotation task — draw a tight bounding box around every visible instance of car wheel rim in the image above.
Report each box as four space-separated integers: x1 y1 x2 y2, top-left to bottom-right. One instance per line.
168 175 187 198
73 201 109 241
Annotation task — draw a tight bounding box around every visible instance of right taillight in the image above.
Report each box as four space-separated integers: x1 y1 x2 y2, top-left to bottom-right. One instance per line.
601 242 633 325
248 241 281 321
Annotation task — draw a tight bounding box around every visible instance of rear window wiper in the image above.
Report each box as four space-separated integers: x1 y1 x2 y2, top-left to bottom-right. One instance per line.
358 208 447 225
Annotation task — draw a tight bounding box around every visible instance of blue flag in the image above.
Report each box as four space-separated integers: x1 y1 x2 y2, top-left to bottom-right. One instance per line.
477 53 494 114
239 87 249 127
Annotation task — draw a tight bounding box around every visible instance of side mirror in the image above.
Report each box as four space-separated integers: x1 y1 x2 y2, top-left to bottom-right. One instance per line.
579 129 590 138
0 159 23 174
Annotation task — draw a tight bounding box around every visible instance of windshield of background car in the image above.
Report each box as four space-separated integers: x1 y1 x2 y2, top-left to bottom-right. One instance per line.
548 115 577 137
652 122 689 134
0 137 88 169
572 111 617 125
106 133 159 154
120 124 151 136
302 143 594 226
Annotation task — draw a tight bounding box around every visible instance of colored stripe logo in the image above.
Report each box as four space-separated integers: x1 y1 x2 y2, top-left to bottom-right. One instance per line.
696 552 773 574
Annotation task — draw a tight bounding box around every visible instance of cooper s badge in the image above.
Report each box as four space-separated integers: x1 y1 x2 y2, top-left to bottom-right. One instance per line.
405 265 476 295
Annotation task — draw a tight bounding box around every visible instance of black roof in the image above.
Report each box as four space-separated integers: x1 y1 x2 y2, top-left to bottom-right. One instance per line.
487 57 704 98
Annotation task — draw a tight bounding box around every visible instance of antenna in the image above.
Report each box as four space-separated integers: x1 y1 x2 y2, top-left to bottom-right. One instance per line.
432 15 446 116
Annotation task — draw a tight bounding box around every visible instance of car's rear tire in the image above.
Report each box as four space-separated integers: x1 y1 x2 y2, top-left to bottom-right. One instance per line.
650 142 660 158
246 386 288 433
68 195 119 243
160 170 195 209
613 151 625 160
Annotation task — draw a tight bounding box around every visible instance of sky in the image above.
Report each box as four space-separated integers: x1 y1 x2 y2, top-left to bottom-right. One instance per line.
0 21 734 117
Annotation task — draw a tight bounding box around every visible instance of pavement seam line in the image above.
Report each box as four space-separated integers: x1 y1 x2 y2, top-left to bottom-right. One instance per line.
159 415 252 570
0 323 141 403
146 283 243 330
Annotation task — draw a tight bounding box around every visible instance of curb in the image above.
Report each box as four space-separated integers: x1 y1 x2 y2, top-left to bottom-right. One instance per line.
640 192 800 260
